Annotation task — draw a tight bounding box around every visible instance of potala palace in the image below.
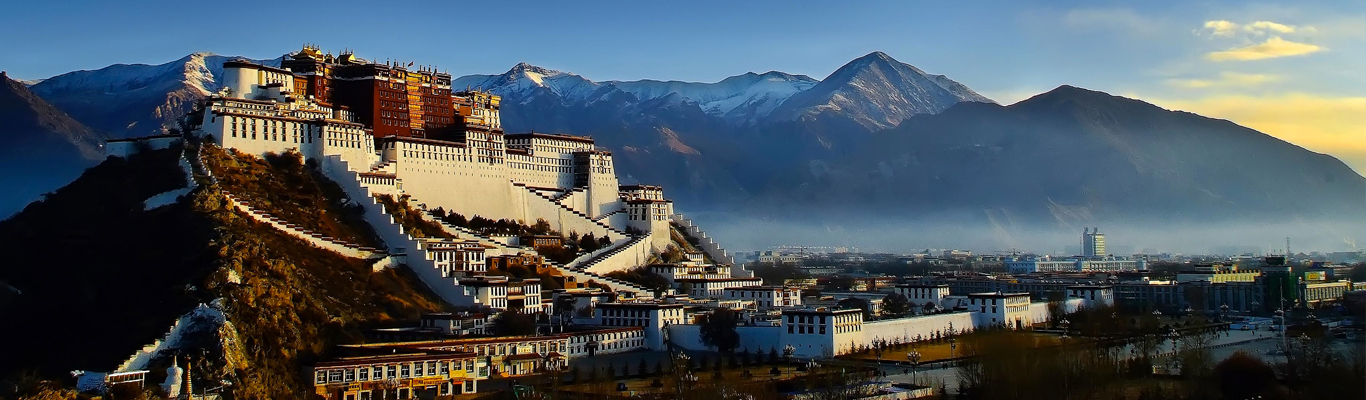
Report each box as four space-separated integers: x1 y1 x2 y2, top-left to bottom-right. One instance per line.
116 46 1117 397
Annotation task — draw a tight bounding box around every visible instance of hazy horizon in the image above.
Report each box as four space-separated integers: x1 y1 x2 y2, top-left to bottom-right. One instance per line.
692 212 1366 257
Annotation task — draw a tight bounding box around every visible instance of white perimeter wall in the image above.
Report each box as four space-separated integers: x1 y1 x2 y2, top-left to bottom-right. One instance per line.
861 313 977 345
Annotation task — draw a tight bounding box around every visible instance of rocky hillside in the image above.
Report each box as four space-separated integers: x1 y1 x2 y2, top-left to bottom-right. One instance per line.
0 142 447 399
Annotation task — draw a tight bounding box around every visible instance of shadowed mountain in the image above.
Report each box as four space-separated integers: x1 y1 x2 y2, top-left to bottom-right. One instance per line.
772 85 1365 227
0 71 105 217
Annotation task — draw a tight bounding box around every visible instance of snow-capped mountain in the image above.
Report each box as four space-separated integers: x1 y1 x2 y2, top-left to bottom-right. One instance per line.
607 71 818 124
29 53 278 138
768 51 994 131
452 63 611 105
453 64 818 124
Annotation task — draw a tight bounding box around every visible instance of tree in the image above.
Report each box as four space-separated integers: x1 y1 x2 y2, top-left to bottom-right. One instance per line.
837 297 872 319
579 233 600 253
700 308 741 353
493 310 537 336
883 293 910 316
1214 351 1280 400
751 263 810 283
553 296 577 317
922 302 938 314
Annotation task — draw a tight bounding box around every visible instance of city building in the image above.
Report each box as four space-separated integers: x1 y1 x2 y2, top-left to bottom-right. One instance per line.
1083 227 1106 257
309 349 484 399
721 286 804 310
591 302 687 350
892 284 951 309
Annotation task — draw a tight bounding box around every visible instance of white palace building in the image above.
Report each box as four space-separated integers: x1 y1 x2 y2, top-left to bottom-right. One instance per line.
187 48 743 310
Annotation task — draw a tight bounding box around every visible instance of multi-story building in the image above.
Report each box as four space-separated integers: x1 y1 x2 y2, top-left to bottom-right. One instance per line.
1175 263 1259 283
675 277 764 299
891 284 951 309
458 276 541 313
591 302 688 350
425 239 489 277
1082 227 1106 257
1005 256 1142 274
650 263 733 283
968 292 1035 329
781 308 864 358
721 286 804 310
309 349 484 399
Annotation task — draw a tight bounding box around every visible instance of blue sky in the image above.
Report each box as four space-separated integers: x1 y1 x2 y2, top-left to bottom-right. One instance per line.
2 0 1363 173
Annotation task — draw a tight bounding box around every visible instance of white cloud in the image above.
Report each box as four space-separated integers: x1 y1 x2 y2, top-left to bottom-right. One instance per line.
1246 21 1298 35
1167 72 1280 89
1203 20 1240 37
1206 37 1323 61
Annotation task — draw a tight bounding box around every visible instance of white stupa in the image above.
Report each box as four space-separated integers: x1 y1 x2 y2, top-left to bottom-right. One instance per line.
162 358 185 398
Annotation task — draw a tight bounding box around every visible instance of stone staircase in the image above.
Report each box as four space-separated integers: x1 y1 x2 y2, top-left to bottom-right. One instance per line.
193 144 391 265
670 214 747 276
544 258 655 298
513 182 627 239
552 187 583 203
592 209 623 222
320 154 479 307
221 192 386 259
368 159 397 174
570 234 653 276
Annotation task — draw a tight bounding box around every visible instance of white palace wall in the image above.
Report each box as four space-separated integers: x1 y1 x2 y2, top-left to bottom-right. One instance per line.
861 313 977 345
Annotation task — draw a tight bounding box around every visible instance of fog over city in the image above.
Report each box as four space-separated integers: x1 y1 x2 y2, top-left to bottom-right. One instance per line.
695 213 1366 256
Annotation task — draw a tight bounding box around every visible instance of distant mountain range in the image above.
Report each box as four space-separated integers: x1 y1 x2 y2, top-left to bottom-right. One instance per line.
0 71 105 217
27 53 279 139
6 50 1363 232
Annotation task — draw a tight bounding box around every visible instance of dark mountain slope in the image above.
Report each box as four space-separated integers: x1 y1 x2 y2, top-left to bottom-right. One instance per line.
778 85 1365 225
0 71 106 217
0 143 446 399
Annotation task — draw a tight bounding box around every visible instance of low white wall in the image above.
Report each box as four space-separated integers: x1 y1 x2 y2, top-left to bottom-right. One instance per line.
861 313 977 345
579 236 653 276
222 192 382 260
